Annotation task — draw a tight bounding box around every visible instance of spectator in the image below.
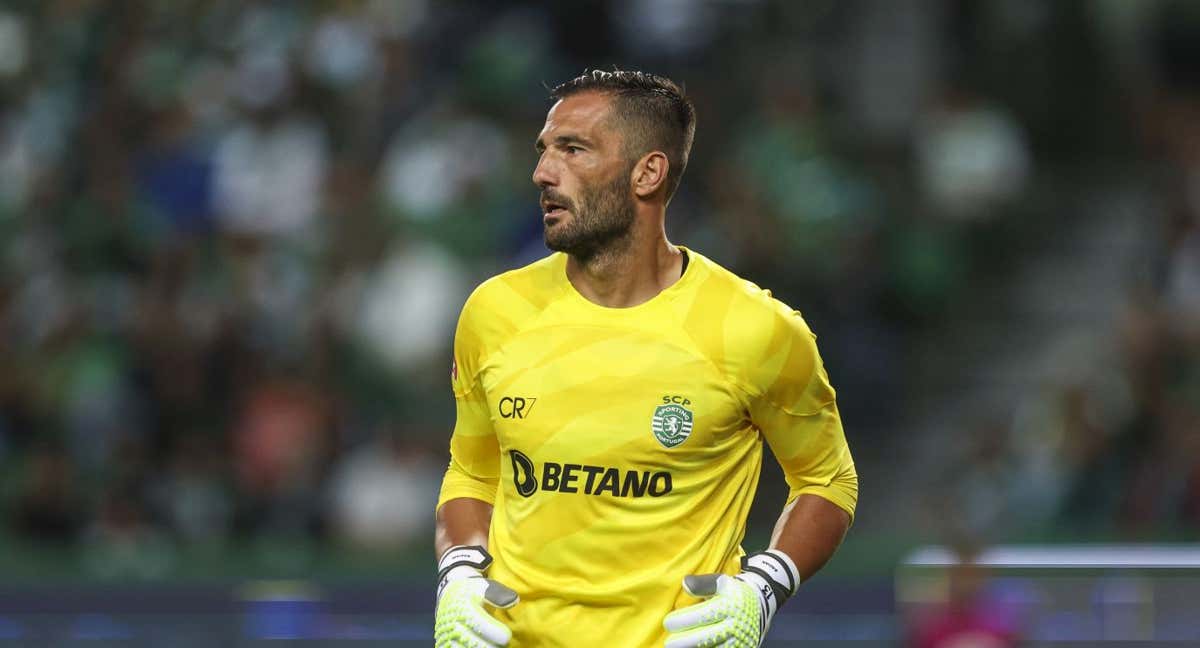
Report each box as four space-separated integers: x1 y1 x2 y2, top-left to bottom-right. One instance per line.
908 548 1022 648
327 425 440 550
9 441 84 543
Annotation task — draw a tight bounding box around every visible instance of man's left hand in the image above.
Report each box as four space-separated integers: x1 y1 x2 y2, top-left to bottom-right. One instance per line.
663 550 800 648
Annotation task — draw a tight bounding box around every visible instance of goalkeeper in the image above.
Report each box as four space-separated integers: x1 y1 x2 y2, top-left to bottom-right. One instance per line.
434 69 857 648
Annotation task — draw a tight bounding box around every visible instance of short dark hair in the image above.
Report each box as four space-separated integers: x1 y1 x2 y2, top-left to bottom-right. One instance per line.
550 69 696 201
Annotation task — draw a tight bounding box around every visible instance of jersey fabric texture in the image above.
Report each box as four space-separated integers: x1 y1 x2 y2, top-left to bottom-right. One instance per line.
438 248 857 647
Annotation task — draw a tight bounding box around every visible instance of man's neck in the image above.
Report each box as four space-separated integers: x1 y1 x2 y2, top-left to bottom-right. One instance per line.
565 223 684 309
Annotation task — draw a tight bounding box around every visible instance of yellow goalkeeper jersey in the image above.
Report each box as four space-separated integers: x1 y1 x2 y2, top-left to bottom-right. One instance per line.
437 248 857 647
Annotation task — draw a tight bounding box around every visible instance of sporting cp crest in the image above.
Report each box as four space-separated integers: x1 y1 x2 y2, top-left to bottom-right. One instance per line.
652 403 694 448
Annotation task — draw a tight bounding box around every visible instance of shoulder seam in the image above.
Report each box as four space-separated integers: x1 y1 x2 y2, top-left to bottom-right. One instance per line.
465 260 566 386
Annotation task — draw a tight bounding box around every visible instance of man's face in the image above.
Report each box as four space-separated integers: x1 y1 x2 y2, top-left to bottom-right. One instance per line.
533 92 636 258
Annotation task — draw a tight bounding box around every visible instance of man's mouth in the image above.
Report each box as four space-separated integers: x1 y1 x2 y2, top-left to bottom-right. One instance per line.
542 199 569 219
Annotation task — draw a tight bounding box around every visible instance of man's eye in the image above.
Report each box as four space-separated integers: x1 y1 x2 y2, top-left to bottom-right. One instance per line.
566 145 582 154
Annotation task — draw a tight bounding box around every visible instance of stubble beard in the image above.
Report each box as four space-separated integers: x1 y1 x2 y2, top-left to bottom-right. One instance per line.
543 170 636 263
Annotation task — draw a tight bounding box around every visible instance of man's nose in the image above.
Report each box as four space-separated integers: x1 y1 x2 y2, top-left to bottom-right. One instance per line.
532 154 556 189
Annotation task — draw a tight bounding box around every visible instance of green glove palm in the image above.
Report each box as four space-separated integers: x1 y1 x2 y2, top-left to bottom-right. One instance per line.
663 550 800 648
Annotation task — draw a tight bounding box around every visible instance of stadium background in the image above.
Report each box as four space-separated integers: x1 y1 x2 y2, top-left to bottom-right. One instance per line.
1 0 1198 645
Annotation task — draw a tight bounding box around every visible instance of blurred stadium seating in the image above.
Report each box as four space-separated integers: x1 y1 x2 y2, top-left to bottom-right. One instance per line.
0 0 1198 644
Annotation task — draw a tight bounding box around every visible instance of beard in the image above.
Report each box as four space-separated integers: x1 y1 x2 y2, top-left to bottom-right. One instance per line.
543 169 636 261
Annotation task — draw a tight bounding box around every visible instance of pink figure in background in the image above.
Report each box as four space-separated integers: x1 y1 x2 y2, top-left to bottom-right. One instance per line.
910 558 1021 648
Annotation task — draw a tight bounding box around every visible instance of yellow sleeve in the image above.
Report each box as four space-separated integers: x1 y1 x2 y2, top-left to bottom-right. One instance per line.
743 306 858 522
437 289 501 510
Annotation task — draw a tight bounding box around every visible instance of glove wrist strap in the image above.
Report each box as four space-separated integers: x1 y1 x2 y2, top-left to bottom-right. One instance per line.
738 550 802 621
437 545 492 599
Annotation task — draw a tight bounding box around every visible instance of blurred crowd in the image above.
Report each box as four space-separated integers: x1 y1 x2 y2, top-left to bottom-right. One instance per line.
0 0 1196 577
929 1 1200 544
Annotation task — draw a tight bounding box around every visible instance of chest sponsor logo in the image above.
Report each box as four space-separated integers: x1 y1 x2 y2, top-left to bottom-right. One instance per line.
508 450 672 498
652 396 694 448
510 450 538 497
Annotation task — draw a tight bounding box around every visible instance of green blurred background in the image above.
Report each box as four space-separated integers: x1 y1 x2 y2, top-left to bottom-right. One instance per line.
1 0 1199 644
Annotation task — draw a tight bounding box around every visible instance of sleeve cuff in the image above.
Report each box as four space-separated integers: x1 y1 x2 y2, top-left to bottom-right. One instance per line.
788 484 857 526
437 472 499 510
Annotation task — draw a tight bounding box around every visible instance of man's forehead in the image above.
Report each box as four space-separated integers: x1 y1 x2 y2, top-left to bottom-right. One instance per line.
539 91 615 138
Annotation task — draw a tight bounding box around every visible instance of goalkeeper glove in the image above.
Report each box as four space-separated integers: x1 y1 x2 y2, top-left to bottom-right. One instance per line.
434 545 518 648
663 550 801 648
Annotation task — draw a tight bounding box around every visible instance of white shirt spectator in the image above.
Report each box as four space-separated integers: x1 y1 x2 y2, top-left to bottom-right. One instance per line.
213 115 327 238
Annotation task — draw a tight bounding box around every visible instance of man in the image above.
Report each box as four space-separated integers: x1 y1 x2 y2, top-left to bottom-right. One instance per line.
434 70 857 648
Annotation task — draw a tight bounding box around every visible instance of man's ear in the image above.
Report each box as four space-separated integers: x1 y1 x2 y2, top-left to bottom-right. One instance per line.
632 151 669 198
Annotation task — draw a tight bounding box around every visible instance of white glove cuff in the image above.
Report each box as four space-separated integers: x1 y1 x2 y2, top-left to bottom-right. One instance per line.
746 550 800 597
437 545 492 600
737 550 802 622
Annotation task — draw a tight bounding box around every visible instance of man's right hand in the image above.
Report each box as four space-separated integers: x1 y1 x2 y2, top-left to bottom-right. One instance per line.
434 545 519 647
